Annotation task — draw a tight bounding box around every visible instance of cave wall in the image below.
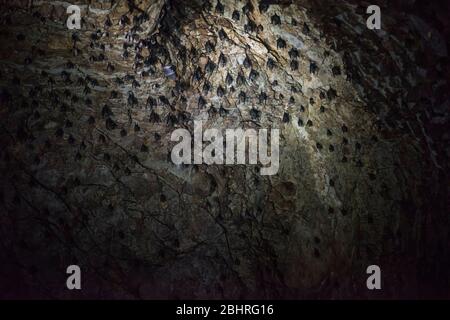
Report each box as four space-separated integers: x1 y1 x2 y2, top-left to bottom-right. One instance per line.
0 0 448 299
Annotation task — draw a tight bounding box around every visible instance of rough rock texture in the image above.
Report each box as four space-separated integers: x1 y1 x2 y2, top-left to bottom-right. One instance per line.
0 0 449 298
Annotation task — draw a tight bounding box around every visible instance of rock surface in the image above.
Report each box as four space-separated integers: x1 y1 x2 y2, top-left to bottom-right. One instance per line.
0 0 448 298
